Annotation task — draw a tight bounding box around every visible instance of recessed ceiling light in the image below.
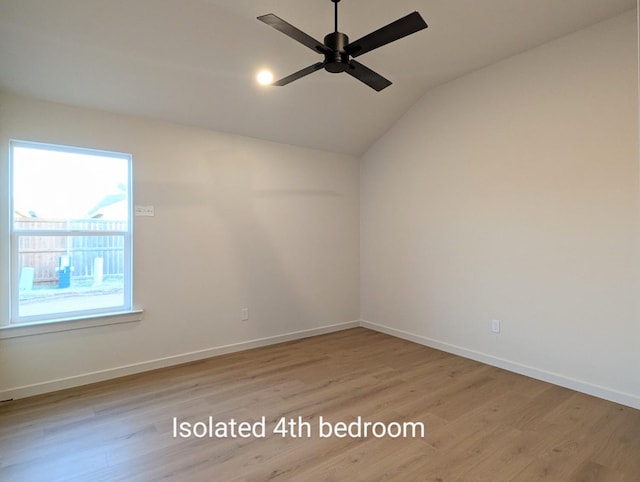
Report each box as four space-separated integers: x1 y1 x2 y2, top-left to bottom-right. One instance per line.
256 69 274 86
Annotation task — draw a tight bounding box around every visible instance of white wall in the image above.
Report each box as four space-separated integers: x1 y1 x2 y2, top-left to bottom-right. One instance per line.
0 93 360 398
361 11 640 408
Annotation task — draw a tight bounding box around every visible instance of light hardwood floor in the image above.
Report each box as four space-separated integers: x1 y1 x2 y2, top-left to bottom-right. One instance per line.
1 328 639 481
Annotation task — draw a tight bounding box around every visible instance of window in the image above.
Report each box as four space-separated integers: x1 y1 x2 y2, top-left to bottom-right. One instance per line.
9 140 133 325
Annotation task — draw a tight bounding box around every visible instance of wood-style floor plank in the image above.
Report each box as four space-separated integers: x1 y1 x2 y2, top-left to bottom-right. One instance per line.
1 327 638 481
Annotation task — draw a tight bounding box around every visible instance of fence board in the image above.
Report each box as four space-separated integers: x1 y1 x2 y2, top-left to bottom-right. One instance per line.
16 218 127 286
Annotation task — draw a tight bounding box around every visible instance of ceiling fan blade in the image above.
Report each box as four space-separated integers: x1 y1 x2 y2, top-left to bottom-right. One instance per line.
345 60 392 91
345 12 428 58
272 62 325 86
257 14 329 54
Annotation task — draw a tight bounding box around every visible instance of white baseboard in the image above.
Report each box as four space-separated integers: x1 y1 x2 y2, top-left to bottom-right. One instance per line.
5 319 638 410
360 320 640 411
0 320 360 401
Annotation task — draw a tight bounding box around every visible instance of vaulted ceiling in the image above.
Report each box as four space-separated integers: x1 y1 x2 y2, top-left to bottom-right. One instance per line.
0 0 635 156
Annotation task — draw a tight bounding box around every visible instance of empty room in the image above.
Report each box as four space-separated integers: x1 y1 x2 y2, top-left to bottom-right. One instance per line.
1 0 639 480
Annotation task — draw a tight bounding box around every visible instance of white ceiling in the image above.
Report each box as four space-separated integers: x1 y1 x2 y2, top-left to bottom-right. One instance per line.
0 0 635 156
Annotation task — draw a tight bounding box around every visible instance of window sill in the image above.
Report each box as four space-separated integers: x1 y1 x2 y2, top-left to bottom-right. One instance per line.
0 310 144 339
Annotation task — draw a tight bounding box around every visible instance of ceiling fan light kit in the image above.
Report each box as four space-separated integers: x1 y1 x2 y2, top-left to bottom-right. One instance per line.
258 0 428 91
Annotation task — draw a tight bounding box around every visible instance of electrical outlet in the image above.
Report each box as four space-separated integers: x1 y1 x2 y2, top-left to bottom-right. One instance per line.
491 319 500 334
241 308 249 321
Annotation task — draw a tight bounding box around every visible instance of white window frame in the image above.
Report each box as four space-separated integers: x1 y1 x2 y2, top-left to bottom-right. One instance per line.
1 140 141 337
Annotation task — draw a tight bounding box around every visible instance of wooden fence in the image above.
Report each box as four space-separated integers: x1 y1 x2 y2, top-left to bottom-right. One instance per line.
16 218 127 287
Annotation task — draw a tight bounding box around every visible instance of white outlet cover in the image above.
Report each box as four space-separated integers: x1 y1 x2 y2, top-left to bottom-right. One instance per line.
491 319 501 333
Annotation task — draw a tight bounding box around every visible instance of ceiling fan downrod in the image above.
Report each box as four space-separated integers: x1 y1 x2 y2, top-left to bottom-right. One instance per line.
326 0 347 72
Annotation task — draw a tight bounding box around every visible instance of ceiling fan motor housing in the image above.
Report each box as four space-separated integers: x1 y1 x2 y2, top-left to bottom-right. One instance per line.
324 32 349 73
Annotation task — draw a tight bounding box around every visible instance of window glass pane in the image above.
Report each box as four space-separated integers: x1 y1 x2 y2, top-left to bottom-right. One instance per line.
11 141 132 323
12 145 129 226
14 218 129 233
17 235 126 318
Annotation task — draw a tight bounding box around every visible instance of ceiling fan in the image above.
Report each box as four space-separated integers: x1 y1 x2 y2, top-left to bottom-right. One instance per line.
257 0 428 91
